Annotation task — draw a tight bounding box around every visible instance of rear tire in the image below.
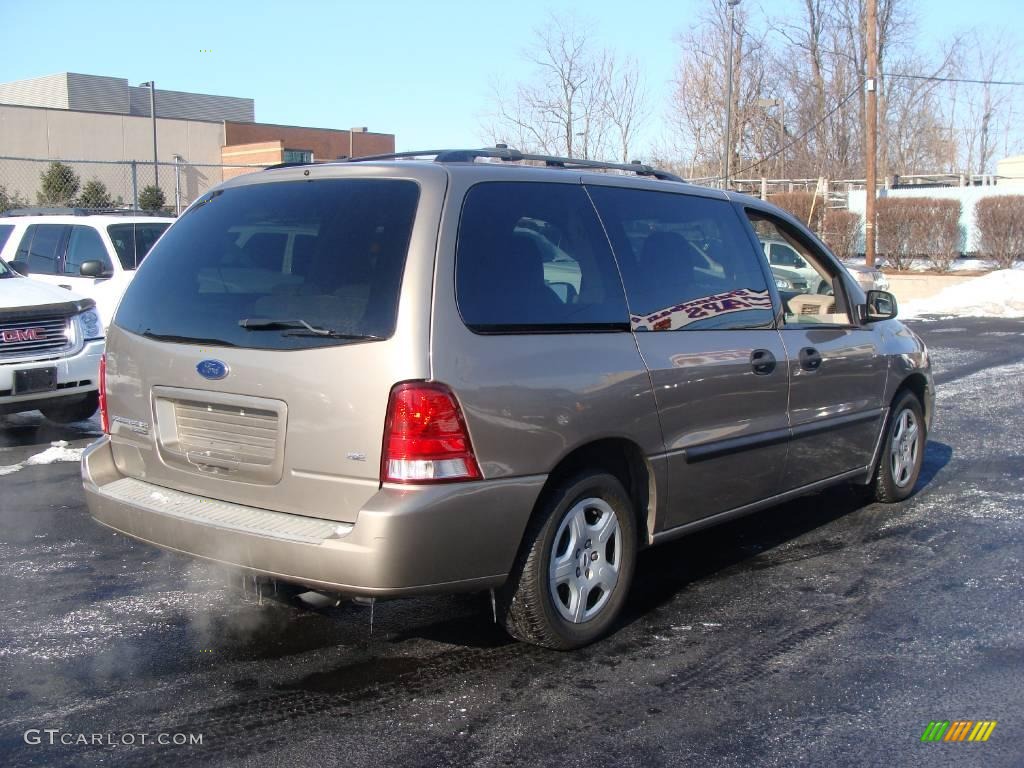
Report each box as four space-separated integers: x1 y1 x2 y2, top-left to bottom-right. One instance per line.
499 470 636 650
869 390 926 503
40 391 99 424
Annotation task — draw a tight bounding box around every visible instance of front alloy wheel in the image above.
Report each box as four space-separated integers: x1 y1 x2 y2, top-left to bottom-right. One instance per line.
889 408 921 488
869 389 926 503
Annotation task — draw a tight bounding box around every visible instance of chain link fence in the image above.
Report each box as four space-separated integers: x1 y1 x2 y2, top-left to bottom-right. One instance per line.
0 156 268 216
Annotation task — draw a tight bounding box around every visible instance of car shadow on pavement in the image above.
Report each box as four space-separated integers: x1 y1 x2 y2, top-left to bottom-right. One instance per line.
619 438 953 630
916 440 952 489
296 440 955 651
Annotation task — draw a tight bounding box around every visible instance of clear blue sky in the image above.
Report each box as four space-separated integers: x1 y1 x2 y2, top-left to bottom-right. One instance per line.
3 0 1019 155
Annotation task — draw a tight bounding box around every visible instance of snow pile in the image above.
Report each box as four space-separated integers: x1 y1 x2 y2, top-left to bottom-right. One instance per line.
900 269 1024 319
24 440 85 466
0 441 85 475
905 259 1022 273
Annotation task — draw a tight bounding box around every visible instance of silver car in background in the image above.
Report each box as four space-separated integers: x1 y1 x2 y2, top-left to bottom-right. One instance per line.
82 148 933 649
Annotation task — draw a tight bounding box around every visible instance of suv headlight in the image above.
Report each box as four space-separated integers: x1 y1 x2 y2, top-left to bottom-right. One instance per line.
775 276 793 290
77 307 104 341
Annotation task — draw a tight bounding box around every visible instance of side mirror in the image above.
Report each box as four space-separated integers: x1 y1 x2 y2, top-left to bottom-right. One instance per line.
862 290 898 322
79 260 110 278
9 260 29 275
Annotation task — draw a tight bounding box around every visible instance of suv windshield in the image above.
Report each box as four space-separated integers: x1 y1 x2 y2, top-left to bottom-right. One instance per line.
107 222 171 270
114 179 420 349
0 259 13 278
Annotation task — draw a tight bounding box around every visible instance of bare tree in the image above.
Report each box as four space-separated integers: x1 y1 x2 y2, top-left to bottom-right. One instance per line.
950 30 1023 176
484 14 646 161
668 0 770 180
485 1 1021 181
601 55 648 162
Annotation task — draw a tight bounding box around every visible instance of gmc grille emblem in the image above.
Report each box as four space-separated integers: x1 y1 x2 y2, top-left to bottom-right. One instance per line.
1 328 46 342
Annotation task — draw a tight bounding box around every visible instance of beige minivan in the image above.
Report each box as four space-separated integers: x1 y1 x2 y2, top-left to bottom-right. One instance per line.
82 148 933 649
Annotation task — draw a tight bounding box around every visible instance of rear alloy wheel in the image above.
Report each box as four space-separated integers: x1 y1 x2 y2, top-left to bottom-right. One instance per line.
870 390 926 503
499 471 636 649
40 392 99 424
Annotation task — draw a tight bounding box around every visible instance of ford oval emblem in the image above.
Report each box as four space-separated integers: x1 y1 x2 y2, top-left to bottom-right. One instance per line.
196 359 229 380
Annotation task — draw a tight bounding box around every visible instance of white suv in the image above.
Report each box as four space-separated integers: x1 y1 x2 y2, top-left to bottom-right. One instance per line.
0 257 104 422
0 209 172 325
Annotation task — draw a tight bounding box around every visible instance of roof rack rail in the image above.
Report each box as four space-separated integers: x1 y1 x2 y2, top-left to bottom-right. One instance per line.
0 206 171 218
0 206 92 217
329 147 685 182
262 161 314 171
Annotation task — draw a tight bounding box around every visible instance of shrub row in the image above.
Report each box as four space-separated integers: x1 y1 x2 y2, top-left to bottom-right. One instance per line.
876 198 961 272
769 191 1024 271
0 162 167 214
975 196 1024 269
767 192 862 261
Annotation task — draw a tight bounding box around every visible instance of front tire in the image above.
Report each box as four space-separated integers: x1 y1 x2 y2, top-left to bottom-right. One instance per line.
499 471 636 650
869 390 926 503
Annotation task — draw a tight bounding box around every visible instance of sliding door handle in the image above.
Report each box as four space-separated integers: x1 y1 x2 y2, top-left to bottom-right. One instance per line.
799 347 823 371
750 348 777 375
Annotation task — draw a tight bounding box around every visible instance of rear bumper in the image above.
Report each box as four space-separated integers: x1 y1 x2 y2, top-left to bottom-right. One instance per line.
82 436 543 597
0 339 102 414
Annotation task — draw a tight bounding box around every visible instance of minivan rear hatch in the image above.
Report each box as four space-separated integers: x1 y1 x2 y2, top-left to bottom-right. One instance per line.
106 172 437 523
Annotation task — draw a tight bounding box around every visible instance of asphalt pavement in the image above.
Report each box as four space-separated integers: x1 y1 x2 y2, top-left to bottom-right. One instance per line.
1 317 1022 767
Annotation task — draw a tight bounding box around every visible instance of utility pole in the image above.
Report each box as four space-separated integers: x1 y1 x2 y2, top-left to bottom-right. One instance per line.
140 82 159 188
864 0 878 267
723 0 741 189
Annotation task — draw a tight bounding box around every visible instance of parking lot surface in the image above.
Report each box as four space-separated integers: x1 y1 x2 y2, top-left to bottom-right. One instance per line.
1 317 1022 767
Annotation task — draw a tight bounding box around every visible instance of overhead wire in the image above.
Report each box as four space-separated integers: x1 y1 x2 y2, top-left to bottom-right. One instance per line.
725 80 864 181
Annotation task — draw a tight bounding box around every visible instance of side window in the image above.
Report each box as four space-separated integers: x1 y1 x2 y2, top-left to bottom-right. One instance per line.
456 182 628 331
65 226 113 275
0 224 14 252
747 213 852 326
586 186 774 331
16 224 67 275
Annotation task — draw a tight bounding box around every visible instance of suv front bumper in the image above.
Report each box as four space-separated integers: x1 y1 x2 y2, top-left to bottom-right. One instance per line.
0 339 103 415
82 436 542 597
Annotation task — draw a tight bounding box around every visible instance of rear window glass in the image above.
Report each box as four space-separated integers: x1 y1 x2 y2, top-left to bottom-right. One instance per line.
114 179 420 350
0 224 13 252
456 182 628 332
107 222 171 270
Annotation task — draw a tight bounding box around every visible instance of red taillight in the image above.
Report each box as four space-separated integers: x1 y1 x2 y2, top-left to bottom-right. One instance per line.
381 382 481 483
98 353 109 434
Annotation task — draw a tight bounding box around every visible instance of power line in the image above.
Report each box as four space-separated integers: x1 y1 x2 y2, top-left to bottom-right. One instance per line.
884 72 1024 87
727 81 864 180
702 70 1022 185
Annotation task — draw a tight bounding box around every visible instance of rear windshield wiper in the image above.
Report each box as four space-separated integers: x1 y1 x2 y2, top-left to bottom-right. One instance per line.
140 330 237 347
238 318 381 340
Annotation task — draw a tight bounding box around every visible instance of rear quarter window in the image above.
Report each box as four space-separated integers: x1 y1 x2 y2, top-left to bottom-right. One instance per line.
455 182 628 332
107 223 171 270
